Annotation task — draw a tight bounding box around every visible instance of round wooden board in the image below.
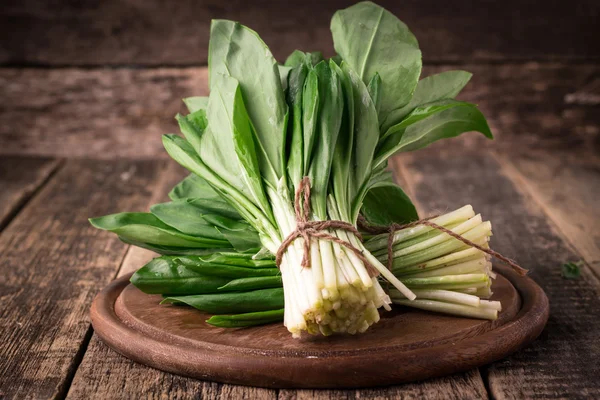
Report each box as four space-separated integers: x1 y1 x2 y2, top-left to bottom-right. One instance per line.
91 265 549 388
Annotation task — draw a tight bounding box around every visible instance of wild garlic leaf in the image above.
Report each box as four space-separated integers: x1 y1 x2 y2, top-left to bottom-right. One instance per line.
308 61 343 219
331 1 422 123
374 104 493 166
162 134 263 232
131 257 230 295
286 62 309 186
183 96 209 113
341 63 379 221
169 174 222 202
209 20 287 183
381 100 477 141
367 72 382 117
381 70 473 132
301 69 319 180
329 60 354 221
89 212 228 248
361 182 418 226
201 74 274 224
119 236 232 256
162 288 285 314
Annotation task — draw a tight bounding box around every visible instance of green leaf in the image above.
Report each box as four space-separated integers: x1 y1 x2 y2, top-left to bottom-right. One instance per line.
367 72 382 117
374 104 493 167
218 276 283 292
119 237 233 256
381 70 473 131
285 50 306 67
209 20 288 183
131 257 231 295
173 255 279 278
331 1 422 122
301 69 320 181
361 183 418 226
561 261 582 280
278 64 292 91
308 61 344 219
163 287 285 314
205 309 284 327
381 100 476 140
341 63 379 220
89 212 228 248
183 96 209 113
286 62 309 186
169 174 222 202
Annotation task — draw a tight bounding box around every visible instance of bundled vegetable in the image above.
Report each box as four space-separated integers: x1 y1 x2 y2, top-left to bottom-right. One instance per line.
91 2 498 337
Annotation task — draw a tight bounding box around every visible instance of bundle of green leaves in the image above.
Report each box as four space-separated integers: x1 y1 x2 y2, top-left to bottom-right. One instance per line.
91 2 494 337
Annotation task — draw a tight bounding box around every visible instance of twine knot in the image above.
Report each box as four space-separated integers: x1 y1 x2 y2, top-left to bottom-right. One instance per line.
275 177 379 277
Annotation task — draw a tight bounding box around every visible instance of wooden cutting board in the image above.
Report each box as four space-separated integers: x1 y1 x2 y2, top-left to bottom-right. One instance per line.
91 265 548 388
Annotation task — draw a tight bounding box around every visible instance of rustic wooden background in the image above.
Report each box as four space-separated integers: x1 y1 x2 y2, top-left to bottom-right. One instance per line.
0 0 599 399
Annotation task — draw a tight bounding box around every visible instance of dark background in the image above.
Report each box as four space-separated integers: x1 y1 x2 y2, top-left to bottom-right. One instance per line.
0 0 599 159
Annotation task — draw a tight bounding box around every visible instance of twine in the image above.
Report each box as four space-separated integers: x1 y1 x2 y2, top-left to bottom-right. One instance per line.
357 215 528 276
275 177 379 277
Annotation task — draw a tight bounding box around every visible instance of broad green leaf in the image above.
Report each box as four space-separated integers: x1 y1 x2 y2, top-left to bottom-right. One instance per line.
308 61 343 219
381 71 473 131
331 1 422 122
209 20 287 182
367 72 382 117
301 69 319 180
131 257 230 295
341 63 379 221
286 62 309 186
278 65 292 91
162 135 270 236
89 212 228 248
361 183 418 226
197 252 276 268
381 100 476 140
285 50 306 67
374 105 493 166
201 74 274 226
119 237 234 255
174 256 278 278
169 174 222 202
329 60 354 221
218 276 283 292
163 287 285 314
183 96 209 113
206 309 284 328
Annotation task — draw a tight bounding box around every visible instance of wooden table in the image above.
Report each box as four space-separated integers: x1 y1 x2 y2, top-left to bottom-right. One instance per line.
1 1 599 398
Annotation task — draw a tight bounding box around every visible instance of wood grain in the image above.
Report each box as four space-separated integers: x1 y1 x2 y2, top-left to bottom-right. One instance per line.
0 156 61 231
1 64 597 160
399 148 600 398
67 163 277 399
0 159 171 399
278 369 487 400
497 151 600 277
89 268 545 389
1 0 598 66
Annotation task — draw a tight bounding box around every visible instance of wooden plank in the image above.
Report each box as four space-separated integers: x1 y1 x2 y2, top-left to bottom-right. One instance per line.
1 64 597 159
67 164 277 399
0 156 61 231
0 158 172 399
497 150 600 276
399 147 600 399
278 369 487 400
1 0 598 66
